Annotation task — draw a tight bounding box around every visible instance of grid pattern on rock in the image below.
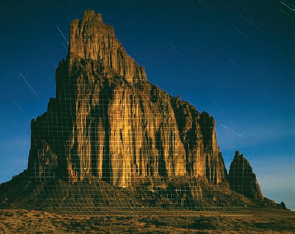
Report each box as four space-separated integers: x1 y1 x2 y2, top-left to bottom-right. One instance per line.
24 84 250 215
17 10 255 215
0 10 268 216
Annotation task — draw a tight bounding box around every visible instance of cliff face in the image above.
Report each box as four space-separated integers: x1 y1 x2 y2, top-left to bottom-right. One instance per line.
228 151 263 200
27 10 227 187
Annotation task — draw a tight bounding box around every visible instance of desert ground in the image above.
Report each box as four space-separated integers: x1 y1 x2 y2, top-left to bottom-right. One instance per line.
0 208 294 233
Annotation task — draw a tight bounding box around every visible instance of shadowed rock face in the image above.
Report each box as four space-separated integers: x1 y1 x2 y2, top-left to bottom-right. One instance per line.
27 10 227 187
228 151 263 200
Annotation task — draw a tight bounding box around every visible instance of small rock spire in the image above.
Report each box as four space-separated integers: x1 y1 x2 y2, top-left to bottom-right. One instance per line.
228 151 263 200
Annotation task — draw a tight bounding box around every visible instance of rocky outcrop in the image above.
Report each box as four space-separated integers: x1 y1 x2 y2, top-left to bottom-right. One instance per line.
27 10 227 187
228 151 263 200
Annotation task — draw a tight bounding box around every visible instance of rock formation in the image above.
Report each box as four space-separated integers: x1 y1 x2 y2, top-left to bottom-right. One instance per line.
27 10 227 188
0 10 288 213
228 151 263 200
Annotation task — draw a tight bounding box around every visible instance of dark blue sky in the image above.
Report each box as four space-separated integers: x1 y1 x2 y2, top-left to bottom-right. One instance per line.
0 0 294 209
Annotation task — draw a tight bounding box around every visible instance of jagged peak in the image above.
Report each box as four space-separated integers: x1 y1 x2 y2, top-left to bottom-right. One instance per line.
232 151 250 166
67 10 146 84
82 10 102 22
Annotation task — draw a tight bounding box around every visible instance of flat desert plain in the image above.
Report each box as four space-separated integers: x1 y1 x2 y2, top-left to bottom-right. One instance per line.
0 208 294 233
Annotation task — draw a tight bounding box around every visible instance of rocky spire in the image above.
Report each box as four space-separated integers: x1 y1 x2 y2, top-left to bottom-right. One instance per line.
228 151 263 200
68 10 146 83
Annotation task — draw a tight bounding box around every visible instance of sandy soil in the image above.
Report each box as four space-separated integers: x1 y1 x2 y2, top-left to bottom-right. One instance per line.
0 208 294 233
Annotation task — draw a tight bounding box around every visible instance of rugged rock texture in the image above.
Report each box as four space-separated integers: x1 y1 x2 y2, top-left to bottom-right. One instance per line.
27 10 227 187
68 10 146 83
1 10 289 213
228 151 263 200
170 98 227 184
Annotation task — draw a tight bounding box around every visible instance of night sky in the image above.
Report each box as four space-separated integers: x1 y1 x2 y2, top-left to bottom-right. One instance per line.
0 0 294 210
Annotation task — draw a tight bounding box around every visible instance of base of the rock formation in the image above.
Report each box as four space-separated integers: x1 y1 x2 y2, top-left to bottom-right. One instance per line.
0 170 286 215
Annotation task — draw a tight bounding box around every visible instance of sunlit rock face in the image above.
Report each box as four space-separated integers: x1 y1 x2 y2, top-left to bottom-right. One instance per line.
27 10 227 187
228 151 264 200
68 10 146 84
